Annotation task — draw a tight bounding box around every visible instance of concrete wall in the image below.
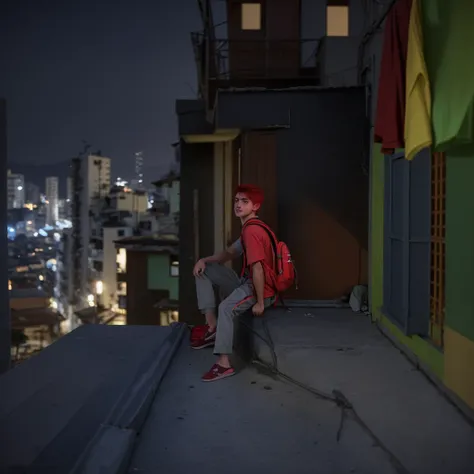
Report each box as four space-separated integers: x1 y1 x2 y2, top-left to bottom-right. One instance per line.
300 0 368 87
169 181 180 215
147 254 178 301
176 100 213 136
103 226 132 309
125 251 169 326
10 297 49 311
300 0 368 39
0 99 9 374
178 141 214 325
217 88 369 249
111 192 148 214
319 37 359 87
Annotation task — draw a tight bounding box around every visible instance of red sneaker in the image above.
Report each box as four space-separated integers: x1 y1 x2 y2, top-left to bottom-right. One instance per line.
191 327 216 349
202 363 235 382
190 324 208 342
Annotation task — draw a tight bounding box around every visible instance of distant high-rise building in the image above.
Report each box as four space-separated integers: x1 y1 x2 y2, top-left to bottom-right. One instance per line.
87 154 111 200
58 198 67 220
69 153 112 311
45 177 59 226
66 176 73 219
7 170 25 209
67 176 73 201
131 151 144 190
25 182 40 205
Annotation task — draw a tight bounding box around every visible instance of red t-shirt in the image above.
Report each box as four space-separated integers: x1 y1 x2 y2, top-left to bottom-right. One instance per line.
242 225 275 299
374 0 412 154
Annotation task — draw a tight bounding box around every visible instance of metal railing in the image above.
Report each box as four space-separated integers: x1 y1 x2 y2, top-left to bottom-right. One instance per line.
191 35 323 83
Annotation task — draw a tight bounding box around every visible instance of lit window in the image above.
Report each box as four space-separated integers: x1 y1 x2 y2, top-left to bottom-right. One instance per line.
116 248 127 272
170 259 179 277
241 3 262 30
326 6 349 37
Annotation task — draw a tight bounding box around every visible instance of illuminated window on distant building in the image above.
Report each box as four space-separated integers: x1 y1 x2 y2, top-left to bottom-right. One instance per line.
116 248 127 273
170 257 179 277
326 3 349 37
241 3 262 30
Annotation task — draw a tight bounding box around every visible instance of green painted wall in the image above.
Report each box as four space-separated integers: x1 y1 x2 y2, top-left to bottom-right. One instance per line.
370 145 444 379
378 313 444 380
147 254 179 300
445 153 474 343
370 144 385 313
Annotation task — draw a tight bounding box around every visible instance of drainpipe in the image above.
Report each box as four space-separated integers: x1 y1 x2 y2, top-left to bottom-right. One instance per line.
357 0 397 314
0 99 11 374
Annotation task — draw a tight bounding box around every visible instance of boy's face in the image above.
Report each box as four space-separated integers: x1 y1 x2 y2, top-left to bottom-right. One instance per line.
234 192 260 219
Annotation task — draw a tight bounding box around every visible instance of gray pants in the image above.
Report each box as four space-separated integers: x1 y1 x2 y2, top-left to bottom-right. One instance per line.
195 263 275 355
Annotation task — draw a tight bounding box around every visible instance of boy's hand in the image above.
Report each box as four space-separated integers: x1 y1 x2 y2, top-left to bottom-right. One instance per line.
193 259 206 277
252 301 265 316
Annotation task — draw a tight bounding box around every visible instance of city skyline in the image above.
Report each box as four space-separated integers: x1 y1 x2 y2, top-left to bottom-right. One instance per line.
7 157 173 198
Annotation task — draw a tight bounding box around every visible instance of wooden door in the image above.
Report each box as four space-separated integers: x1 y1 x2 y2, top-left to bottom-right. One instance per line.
229 132 278 274
241 131 278 231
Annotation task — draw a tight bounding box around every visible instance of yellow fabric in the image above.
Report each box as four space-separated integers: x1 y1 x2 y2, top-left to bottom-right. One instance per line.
405 0 432 161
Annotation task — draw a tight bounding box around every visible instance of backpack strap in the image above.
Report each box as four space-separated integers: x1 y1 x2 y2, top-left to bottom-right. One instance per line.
241 218 278 281
241 218 278 257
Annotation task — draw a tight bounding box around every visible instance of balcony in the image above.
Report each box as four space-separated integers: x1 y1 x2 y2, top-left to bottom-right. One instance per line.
2 309 473 472
89 248 103 261
192 35 322 107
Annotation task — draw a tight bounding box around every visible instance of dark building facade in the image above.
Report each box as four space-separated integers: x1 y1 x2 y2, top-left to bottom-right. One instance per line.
177 0 370 324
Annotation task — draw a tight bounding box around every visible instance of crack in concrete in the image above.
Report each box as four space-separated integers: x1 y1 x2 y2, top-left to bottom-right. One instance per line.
244 319 412 474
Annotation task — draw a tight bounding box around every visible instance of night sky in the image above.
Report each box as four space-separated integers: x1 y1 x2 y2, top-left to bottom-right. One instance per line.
0 0 211 182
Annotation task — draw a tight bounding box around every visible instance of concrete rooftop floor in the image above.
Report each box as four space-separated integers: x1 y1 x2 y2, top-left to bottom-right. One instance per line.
129 340 398 474
1 308 473 474
251 308 474 474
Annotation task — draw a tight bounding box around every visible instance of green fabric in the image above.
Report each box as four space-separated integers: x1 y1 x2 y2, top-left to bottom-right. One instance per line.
421 0 474 154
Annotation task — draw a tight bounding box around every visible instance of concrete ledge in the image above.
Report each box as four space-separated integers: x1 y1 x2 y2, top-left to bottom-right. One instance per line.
70 323 187 474
0 324 187 474
71 425 135 474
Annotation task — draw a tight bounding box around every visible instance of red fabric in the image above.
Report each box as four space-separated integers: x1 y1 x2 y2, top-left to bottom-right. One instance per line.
202 364 235 382
190 324 208 341
242 225 276 299
374 0 412 154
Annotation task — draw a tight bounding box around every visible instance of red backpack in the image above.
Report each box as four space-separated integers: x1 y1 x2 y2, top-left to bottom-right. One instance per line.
241 219 297 294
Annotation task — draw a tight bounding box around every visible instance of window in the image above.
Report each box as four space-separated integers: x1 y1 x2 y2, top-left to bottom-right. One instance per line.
383 149 431 336
116 248 127 273
241 3 262 30
170 257 179 277
326 2 349 37
118 295 126 309
117 229 125 237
